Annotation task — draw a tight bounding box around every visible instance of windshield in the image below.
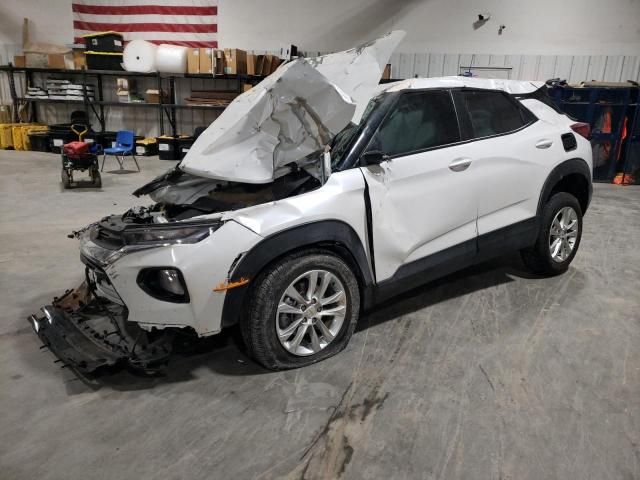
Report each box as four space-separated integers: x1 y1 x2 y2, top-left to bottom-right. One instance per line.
330 94 387 168
331 124 358 168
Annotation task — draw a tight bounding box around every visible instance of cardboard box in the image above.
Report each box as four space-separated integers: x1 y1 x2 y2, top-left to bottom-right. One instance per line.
255 55 266 76
242 83 252 93
47 53 74 70
246 54 257 75
145 89 167 104
187 48 200 74
13 55 26 68
199 48 213 74
223 48 247 75
213 49 225 75
73 50 86 70
258 55 281 76
25 53 48 68
260 55 274 76
269 56 282 74
382 63 391 80
0 105 12 124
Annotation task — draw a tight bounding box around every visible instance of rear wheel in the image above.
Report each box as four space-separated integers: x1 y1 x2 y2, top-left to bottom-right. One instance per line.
521 192 583 275
61 169 71 189
241 250 360 370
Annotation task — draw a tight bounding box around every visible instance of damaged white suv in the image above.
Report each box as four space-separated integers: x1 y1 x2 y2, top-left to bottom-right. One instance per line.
30 33 592 373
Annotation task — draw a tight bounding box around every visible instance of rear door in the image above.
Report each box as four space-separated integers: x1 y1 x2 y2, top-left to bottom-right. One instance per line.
452 89 565 237
359 89 481 282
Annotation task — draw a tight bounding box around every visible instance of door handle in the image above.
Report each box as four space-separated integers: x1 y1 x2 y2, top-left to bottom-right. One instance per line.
536 139 553 149
449 157 472 172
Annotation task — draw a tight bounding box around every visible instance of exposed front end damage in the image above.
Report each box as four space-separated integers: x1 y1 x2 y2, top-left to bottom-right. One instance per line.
29 280 174 374
28 32 405 374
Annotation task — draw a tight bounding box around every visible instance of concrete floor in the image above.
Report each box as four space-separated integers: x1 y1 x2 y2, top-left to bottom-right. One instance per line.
0 150 639 480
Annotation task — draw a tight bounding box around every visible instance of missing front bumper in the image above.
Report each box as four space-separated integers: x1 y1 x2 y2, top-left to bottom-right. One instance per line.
29 283 173 374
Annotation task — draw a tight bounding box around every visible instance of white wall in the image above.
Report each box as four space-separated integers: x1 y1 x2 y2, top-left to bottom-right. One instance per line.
1 0 638 55
0 0 73 46
219 0 640 56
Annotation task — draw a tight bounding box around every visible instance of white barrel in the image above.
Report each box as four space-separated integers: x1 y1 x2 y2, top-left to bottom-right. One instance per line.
155 44 188 73
122 39 158 73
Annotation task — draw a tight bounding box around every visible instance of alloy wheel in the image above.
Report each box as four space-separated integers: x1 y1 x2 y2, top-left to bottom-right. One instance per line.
548 206 579 263
276 269 347 356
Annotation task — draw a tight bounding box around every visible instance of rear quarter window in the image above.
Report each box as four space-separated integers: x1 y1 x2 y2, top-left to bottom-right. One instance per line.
459 90 528 138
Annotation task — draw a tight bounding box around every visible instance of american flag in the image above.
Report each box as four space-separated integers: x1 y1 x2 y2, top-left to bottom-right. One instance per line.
72 0 218 48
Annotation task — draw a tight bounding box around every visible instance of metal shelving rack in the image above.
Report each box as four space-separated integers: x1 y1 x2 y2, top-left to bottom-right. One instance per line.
0 65 266 137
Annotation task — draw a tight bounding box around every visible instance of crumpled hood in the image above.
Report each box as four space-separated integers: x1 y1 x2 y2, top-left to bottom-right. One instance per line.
180 31 405 184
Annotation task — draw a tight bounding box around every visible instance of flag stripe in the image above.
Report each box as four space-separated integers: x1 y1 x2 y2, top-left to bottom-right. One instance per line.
147 40 217 47
72 4 217 16
71 14 217 23
74 21 217 33
76 37 217 47
75 30 217 41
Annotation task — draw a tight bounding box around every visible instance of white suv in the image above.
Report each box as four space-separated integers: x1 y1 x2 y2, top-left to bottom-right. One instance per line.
30 38 592 373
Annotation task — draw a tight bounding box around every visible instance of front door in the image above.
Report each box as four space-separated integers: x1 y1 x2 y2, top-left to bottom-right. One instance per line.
359 90 481 283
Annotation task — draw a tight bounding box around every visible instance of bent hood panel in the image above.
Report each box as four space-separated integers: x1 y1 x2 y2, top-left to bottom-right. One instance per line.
180 31 405 184
180 59 355 183
308 30 406 124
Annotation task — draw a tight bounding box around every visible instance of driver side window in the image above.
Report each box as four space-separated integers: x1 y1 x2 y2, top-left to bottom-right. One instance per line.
367 90 460 158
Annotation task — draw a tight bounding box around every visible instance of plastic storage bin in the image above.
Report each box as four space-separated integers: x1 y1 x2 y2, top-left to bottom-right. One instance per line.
83 32 124 52
85 51 124 71
28 132 51 152
13 125 47 150
157 136 179 160
135 138 159 156
177 136 195 159
1 123 20 149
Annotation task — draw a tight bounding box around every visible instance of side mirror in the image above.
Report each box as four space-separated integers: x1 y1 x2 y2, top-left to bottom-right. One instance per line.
360 150 389 166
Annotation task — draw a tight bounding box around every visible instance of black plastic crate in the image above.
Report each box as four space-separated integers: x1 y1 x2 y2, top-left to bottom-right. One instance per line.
135 140 159 156
28 132 51 152
177 137 195 159
85 52 124 71
157 136 179 160
96 131 118 148
84 32 124 52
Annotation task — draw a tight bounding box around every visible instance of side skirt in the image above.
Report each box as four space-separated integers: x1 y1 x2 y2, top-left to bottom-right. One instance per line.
373 216 539 304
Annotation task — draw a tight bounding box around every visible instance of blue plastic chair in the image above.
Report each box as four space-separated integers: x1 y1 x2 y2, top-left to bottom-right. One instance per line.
101 130 140 172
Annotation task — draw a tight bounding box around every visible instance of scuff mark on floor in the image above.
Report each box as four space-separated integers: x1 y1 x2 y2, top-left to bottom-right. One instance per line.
286 383 389 480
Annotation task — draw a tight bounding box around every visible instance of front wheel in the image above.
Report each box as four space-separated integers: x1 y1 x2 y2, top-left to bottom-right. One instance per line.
241 250 360 370
92 170 102 188
521 192 583 276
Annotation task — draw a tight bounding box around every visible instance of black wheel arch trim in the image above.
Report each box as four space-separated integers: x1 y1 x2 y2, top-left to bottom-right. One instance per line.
537 158 592 215
220 220 374 328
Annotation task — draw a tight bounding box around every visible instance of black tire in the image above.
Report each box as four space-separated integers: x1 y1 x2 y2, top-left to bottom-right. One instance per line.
521 192 583 276
241 249 360 370
92 171 102 188
61 169 71 189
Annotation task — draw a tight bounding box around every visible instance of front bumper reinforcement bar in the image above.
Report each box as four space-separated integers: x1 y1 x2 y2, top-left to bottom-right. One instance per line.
29 282 173 374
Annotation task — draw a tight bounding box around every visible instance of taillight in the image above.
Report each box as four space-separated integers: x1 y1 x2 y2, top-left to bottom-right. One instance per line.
570 122 590 139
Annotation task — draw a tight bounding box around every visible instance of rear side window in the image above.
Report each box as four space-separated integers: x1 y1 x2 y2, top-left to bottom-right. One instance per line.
459 90 527 138
367 90 460 157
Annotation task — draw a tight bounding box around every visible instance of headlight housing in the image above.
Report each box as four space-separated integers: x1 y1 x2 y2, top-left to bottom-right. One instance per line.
122 222 220 247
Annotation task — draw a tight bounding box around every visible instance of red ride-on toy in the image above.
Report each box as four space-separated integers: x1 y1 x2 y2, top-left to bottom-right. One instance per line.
61 124 102 189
